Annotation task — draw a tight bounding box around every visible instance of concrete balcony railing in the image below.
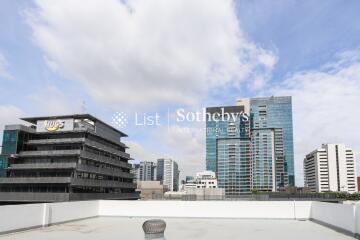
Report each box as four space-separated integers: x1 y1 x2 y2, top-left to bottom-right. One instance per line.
26 138 85 145
80 151 131 169
18 150 81 157
71 178 136 189
84 139 130 159
0 192 69 202
7 163 77 170
0 177 72 184
69 192 139 201
0 192 139 202
76 164 133 179
0 177 135 189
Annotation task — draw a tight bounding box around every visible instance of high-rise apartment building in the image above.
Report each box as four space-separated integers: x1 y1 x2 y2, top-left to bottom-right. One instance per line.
304 143 357 193
132 161 156 182
156 158 179 192
0 114 138 202
206 96 294 196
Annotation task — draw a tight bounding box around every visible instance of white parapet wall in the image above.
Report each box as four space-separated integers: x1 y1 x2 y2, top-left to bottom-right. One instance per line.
46 200 99 225
99 200 312 219
0 201 99 234
356 203 360 237
0 200 359 237
0 203 44 234
310 201 359 236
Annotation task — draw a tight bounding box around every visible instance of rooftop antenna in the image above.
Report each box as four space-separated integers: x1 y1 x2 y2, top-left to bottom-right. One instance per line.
81 100 87 113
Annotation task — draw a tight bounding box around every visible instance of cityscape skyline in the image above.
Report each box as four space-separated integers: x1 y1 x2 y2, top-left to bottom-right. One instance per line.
0 0 360 184
0 1 359 239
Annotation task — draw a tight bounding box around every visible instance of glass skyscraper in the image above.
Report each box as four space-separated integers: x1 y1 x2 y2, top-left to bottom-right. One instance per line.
0 128 21 177
206 96 294 196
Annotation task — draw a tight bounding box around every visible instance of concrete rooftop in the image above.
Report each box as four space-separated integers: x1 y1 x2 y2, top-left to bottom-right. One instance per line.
0 217 355 240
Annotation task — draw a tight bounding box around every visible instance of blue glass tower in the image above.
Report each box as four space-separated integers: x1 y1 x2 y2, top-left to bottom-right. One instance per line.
250 96 294 186
206 106 251 196
206 96 294 196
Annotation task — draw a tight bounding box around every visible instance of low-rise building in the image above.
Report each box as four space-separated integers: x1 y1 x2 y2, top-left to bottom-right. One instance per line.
137 181 164 200
164 188 225 200
183 171 218 191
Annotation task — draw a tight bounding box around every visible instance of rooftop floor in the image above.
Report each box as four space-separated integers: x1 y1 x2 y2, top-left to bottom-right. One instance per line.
0 217 355 240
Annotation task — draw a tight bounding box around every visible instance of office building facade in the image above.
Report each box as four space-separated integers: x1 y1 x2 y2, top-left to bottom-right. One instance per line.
0 114 138 202
132 161 156 182
156 158 179 192
304 143 357 193
206 96 294 196
183 171 218 190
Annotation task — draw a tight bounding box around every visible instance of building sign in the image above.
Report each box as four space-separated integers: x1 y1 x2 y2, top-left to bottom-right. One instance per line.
36 119 74 132
44 120 65 132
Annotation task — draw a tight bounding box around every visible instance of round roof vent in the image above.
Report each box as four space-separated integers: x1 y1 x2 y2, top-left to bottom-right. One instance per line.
142 219 166 239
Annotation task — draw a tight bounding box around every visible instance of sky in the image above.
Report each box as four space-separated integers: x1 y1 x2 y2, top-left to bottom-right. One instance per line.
0 0 360 185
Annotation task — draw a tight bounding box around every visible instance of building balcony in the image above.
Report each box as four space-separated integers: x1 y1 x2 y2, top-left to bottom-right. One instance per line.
76 164 133 179
69 192 139 201
0 177 72 184
0 192 69 202
84 139 130 159
80 151 131 169
18 149 81 157
7 163 77 170
71 178 136 189
6 163 133 179
0 177 136 189
26 138 85 145
0 192 139 202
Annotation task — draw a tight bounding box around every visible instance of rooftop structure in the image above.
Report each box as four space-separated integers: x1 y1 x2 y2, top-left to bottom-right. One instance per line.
137 180 165 200
0 114 138 202
183 171 218 190
0 200 359 239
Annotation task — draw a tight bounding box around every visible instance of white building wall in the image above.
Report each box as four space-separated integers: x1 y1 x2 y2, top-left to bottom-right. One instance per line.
327 144 338 192
304 144 357 193
0 201 360 237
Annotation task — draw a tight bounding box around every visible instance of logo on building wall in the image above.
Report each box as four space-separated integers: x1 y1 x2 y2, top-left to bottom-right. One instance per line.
44 120 65 132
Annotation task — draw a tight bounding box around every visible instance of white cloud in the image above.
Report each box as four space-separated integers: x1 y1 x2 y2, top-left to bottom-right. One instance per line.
125 140 160 164
26 0 276 110
155 125 205 179
0 52 13 80
28 85 80 115
271 50 360 185
125 124 205 180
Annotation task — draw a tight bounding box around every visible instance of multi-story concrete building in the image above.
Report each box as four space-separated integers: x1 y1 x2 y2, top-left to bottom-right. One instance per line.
183 171 218 190
206 96 294 196
132 161 156 182
304 143 357 193
156 158 179 192
0 114 138 202
136 181 165 200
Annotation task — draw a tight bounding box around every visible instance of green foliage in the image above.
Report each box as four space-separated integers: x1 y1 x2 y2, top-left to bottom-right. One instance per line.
334 192 360 200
